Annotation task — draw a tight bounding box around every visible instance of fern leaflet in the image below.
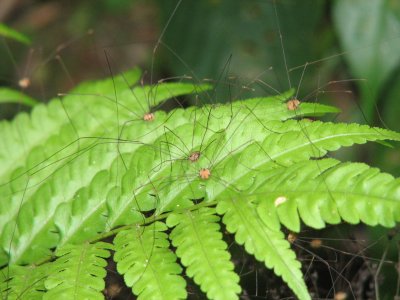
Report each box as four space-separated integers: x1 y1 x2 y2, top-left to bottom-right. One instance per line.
254 158 400 231
43 242 112 300
167 207 241 300
113 221 186 300
217 195 310 300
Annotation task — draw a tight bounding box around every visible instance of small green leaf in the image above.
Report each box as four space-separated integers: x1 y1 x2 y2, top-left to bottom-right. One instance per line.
0 88 38 107
0 23 31 45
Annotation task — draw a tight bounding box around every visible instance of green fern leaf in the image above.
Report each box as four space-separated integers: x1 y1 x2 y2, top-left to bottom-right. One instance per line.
2 69 400 299
113 221 186 300
71 67 142 95
239 119 400 168
0 264 46 299
54 170 111 246
43 241 112 300
253 158 400 232
105 144 166 229
216 195 310 300
0 78 212 265
0 88 38 107
1 85 390 262
167 207 241 300
0 23 31 44
234 92 340 122
0 68 141 183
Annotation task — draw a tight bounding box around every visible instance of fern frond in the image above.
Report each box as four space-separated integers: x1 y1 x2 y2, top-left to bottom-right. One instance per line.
166 118 400 202
43 241 112 300
2 69 400 299
113 221 186 300
167 207 241 300
0 264 46 299
0 68 142 182
1 94 398 265
239 95 340 123
253 158 400 232
0 79 212 265
216 196 310 300
240 119 400 168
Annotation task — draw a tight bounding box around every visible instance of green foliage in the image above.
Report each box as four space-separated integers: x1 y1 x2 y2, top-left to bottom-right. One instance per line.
217 196 308 300
1 69 400 299
0 88 37 107
254 158 400 231
44 242 112 300
0 264 46 299
167 208 240 300
0 24 31 45
114 222 186 300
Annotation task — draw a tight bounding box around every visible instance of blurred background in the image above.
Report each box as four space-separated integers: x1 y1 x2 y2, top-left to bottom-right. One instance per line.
1 0 400 298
